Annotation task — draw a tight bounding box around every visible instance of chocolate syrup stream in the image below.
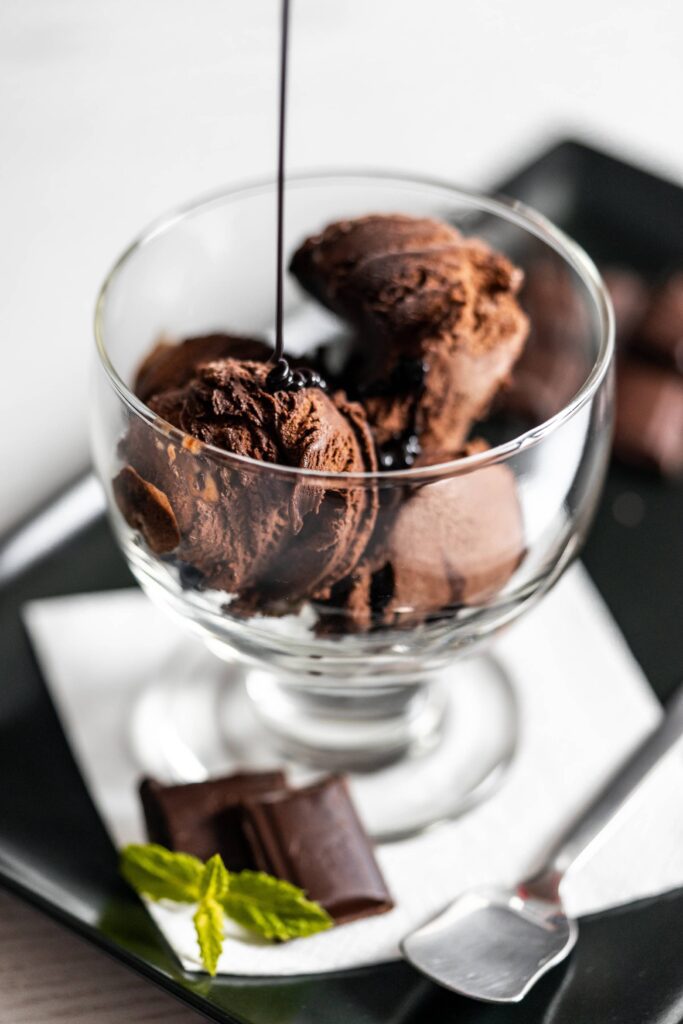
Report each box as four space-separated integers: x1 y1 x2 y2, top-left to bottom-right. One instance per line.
266 0 323 393
273 0 289 368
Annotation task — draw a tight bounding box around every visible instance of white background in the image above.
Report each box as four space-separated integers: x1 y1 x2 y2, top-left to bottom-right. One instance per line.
1 0 682 533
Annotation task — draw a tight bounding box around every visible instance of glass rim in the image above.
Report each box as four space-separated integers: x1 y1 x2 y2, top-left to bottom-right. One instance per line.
94 170 615 483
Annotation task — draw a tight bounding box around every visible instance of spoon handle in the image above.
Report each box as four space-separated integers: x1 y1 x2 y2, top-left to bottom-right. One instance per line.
541 682 683 886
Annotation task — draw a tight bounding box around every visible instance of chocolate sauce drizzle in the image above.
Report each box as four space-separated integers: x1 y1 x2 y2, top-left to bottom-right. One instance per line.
267 357 324 391
266 0 324 394
361 358 427 469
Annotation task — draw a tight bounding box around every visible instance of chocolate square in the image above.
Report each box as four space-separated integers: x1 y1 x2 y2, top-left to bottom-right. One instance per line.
614 359 683 478
601 267 650 350
242 775 393 924
139 771 287 869
635 271 683 372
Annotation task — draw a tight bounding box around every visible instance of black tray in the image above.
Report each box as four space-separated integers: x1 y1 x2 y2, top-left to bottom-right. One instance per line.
1 139 682 1024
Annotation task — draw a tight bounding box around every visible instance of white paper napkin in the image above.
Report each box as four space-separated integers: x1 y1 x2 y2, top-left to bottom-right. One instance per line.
23 565 683 976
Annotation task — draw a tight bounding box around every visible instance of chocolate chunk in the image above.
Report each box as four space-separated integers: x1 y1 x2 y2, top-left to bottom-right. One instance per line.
614 359 683 477
113 465 180 554
635 271 683 372
139 772 288 869
501 257 592 424
242 776 393 923
501 342 588 424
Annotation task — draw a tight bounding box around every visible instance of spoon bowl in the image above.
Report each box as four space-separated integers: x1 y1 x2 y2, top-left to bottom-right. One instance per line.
400 683 683 1003
401 883 577 1003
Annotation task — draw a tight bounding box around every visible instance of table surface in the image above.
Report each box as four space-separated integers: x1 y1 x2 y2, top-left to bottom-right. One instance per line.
0 890 202 1023
2 1 683 1020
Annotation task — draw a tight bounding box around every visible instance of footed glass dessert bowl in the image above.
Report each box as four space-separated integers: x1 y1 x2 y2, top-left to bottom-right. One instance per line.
92 174 614 838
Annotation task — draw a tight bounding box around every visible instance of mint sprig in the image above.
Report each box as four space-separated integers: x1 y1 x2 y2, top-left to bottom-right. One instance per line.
120 844 333 976
120 843 204 902
193 854 228 975
223 870 333 941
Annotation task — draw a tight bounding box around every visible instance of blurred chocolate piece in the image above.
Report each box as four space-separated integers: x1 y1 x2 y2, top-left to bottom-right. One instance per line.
113 465 180 554
521 257 590 351
502 344 588 424
501 257 590 424
614 359 683 477
242 776 393 923
139 771 287 869
635 271 683 372
601 267 650 349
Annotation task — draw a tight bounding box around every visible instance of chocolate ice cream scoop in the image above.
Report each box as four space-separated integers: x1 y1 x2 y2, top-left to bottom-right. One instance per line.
322 440 524 631
378 448 524 622
290 213 461 313
112 466 180 555
134 333 272 403
291 215 529 462
117 358 377 605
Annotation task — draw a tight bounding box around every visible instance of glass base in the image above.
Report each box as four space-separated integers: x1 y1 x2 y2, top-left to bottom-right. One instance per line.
244 671 449 770
129 646 518 841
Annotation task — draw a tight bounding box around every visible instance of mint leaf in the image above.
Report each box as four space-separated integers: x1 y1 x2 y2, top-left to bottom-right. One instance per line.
199 854 229 902
120 844 204 903
120 846 333 974
221 871 333 941
194 897 224 976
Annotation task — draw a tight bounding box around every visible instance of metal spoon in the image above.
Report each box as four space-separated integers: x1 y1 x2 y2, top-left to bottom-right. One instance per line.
401 682 683 1003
